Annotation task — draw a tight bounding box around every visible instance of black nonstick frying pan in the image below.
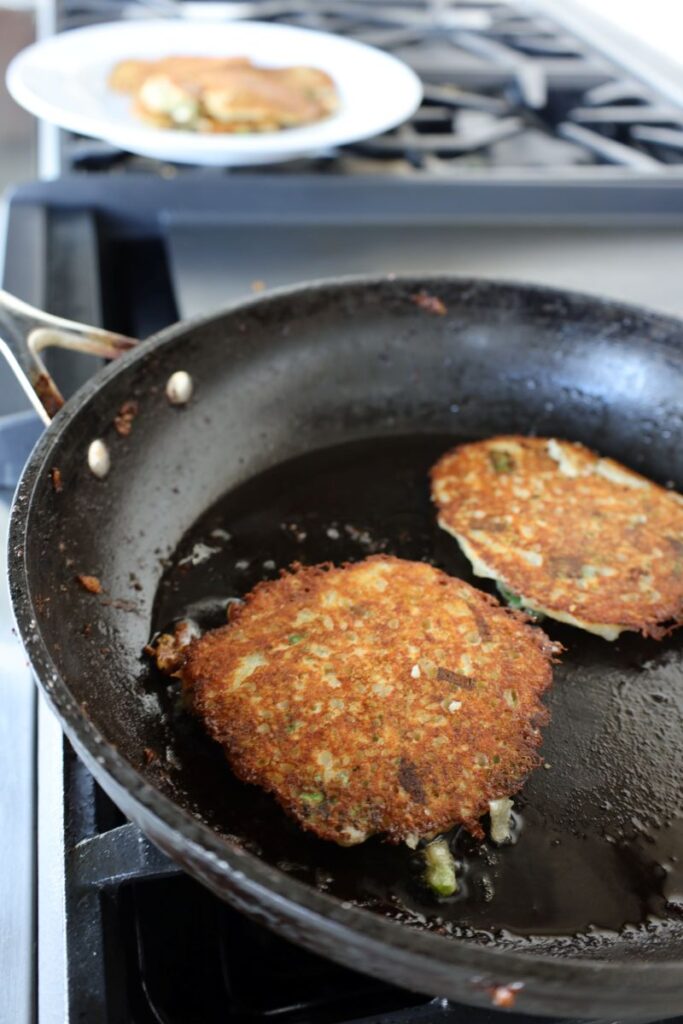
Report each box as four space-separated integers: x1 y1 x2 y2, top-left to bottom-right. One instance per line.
4 276 683 1019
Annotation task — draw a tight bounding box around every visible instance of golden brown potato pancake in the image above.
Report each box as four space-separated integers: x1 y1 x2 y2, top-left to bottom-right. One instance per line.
180 556 557 846
431 436 683 640
108 55 338 133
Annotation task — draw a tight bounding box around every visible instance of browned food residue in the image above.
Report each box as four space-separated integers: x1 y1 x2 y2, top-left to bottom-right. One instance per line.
129 572 143 592
33 373 64 418
411 290 447 316
76 574 102 594
50 467 63 493
146 619 198 675
114 399 139 437
490 982 524 1009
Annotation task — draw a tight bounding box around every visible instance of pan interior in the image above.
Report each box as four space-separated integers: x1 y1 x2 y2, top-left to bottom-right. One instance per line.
147 432 683 959
20 277 683 975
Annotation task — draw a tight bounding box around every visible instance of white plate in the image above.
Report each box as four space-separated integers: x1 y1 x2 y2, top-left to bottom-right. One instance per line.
7 19 422 166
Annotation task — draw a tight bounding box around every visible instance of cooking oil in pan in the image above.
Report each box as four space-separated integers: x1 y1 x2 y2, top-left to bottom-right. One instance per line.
149 435 683 946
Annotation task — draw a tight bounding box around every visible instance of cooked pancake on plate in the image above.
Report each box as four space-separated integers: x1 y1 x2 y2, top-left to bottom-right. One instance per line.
175 555 558 846
109 56 248 94
109 55 339 133
431 436 683 640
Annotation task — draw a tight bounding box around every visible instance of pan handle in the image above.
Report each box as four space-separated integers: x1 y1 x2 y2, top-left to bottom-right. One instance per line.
0 288 138 425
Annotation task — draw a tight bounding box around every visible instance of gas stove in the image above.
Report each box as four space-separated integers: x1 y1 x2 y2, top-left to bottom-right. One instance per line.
36 0 683 179
3 2 683 1022
3 172 683 1024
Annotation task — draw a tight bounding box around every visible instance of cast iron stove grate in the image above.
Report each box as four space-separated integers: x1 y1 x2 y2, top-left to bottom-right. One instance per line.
44 0 683 177
65 742 527 1024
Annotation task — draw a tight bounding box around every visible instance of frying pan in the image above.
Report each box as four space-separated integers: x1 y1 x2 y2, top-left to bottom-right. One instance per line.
4 275 683 1019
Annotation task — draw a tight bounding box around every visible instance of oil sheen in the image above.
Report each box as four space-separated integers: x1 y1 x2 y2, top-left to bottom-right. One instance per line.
149 435 683 948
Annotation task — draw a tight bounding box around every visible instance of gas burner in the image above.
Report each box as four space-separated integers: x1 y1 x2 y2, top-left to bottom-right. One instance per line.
40 0 683 177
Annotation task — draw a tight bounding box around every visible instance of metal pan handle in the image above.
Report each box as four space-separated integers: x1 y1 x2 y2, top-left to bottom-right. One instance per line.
0 288 138 425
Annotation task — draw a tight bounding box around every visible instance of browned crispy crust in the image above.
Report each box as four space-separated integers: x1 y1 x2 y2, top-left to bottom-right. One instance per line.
108 59 154 93
181 555 557 846
108 56 250 93
431 436 683 638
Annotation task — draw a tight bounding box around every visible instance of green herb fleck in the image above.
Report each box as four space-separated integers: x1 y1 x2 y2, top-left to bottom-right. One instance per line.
489 450 516 473
288 633 305 645
424 838 458 897
496 582 524 609
300 791 324 805
496 583 546 622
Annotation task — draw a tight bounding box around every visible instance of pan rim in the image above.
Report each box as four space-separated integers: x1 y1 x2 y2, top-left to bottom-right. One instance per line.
9 273 683 1012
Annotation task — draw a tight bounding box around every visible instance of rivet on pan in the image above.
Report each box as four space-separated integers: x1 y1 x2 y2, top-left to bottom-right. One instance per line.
166 371 193 406
87 439 110 479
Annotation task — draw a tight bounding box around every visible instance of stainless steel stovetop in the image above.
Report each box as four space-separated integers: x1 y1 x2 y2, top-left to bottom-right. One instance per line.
34 0 683 179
